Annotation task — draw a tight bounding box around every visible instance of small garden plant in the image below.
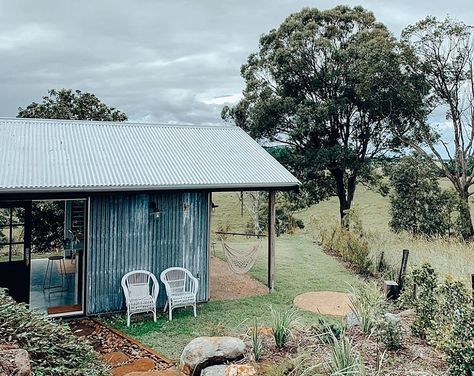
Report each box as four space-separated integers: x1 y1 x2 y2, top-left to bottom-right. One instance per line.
348 283 385 333
328 334 366 376
375 313 403 350
0 289 108 376
270 305 299 348
251 319 263 361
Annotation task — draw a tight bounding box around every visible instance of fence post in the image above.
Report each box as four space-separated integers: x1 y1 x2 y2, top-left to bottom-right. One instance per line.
398 249 409 291
471 274 474 306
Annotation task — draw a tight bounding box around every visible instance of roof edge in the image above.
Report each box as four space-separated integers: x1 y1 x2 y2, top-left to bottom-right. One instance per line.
0 182 300 195
0 117 235 129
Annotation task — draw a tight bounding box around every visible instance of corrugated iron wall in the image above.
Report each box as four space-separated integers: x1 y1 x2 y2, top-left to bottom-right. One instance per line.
86 191 210 315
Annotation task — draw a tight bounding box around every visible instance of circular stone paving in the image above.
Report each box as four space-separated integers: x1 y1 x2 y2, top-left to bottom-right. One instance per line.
293 291 352 317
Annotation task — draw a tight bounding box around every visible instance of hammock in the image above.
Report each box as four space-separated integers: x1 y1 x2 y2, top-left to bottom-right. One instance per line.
221 240 262 274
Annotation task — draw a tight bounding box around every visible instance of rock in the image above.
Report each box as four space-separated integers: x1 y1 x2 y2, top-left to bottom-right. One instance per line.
344 312 360 328
0 348 31 376
126 368 180 376
102 351 130 366
201 365 228 376
180 337 245 375
111 358 155 376
201 365 257 376
224 365 257 376
384 312 401 323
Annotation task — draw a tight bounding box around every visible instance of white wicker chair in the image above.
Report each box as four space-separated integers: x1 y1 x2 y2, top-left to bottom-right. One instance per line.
121 270 159 327
160 267 199 321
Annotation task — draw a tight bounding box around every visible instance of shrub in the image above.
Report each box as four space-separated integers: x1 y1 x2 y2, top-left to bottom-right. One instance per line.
444 304 474 376
375 313 403 350
270 305 299 348
400 264 474 375
251 319 263 361
348 283 385 333
0 289 108 376
320 225 373 275
328 334 366 375
407 264 439 339
429 277 474 376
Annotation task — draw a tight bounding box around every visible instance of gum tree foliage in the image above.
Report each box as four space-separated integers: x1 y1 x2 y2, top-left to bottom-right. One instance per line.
15 89 128 253
388 155 460 237
400 17 474 239
18 89 128 121
222 6 423 223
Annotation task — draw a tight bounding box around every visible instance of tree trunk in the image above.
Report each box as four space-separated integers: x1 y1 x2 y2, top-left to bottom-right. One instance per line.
459 193 474 240
332 169 357 226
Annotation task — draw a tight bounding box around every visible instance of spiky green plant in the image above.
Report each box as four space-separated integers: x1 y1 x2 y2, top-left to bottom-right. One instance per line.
348 283 385 333
328 334 366 376
251 319 263 361
269 305 299 348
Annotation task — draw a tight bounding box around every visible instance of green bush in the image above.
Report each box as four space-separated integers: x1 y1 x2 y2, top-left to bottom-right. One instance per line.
0 289 109 376
375 313 403 350
400 264 474 375
429 277 474 375
321 225 373 275
403 264 439 339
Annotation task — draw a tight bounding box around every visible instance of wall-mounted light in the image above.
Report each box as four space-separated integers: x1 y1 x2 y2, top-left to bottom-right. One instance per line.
149 202 161 219
211 202 219 212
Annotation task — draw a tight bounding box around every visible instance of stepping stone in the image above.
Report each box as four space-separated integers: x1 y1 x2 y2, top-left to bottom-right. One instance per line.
125 369 179 376
111 358 155 376
293 291 352 317
102 351 130 366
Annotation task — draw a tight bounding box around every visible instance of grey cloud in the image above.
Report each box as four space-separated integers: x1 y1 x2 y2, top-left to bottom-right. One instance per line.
0 0 472 124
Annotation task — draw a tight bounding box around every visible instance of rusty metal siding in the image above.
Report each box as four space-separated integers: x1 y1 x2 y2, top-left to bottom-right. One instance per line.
86 191 209 315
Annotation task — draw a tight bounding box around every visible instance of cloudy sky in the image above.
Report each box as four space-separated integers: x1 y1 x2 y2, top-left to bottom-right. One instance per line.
0 1 472 125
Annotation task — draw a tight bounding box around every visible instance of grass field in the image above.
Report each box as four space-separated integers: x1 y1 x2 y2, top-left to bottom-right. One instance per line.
293 182 474 285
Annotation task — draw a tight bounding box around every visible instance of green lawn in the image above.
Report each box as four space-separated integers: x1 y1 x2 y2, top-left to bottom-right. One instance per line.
104 234 361 359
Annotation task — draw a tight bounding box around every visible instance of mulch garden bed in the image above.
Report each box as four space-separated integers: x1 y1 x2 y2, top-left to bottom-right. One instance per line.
69 318 174 375
237 312 448 376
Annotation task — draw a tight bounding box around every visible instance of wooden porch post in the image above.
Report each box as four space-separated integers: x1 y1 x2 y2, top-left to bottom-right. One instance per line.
268 191 276 292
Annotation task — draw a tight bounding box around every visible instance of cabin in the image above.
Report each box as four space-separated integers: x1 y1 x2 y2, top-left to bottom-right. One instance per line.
0 118 299 317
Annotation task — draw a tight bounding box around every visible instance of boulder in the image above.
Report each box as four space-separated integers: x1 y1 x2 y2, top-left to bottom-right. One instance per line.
180 337 245 375
0 348 31 376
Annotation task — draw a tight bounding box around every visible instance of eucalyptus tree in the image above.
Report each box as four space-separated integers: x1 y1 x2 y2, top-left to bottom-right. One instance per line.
223 6 423 223
16 89 128 253
18 89 127 121
400 17 474 239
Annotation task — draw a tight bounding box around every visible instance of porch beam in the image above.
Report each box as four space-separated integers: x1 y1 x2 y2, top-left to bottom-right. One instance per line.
267 191 276 292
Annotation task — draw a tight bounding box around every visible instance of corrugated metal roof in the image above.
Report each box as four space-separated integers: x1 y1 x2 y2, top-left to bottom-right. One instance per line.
0 118 300 193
